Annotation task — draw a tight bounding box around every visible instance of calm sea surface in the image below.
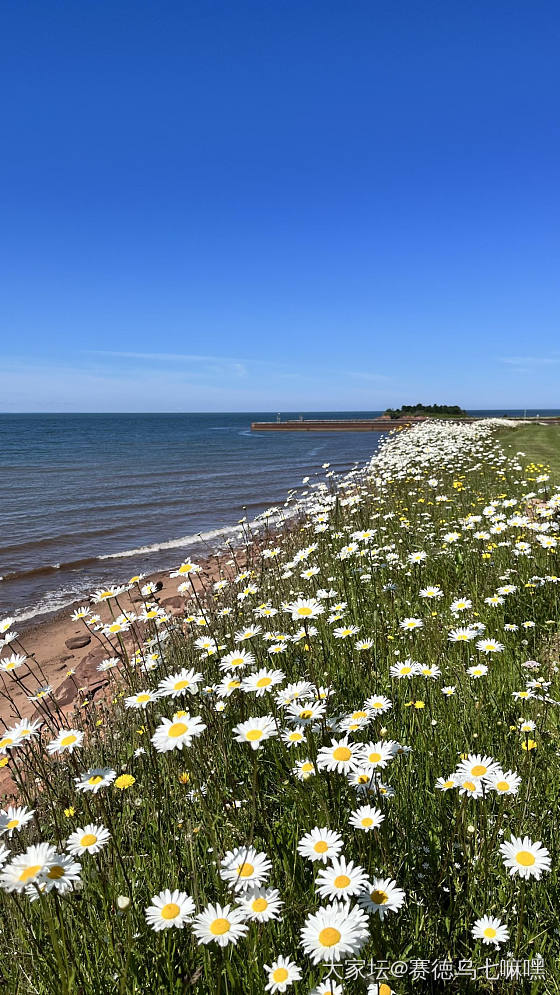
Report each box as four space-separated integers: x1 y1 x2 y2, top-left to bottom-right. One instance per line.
2 410 558 622
0 412 387 621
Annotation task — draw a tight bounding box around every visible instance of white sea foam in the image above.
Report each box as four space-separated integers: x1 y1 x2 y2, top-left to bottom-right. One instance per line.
97 524 243 560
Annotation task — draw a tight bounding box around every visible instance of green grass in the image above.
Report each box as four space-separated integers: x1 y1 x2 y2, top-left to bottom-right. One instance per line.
1 423 559 994
497 423 560 481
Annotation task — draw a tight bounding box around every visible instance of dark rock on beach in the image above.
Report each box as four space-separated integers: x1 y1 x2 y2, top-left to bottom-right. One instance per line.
65 634 91 650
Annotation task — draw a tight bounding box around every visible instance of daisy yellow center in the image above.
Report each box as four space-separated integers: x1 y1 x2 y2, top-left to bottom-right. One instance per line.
361 817 374 827
19 865 41 882
161 903 180 920
371 889 389 905
357 774 369 784
81 833 97 847
6 819 19 829
368 752 382 764
47 865 65 879
471 765 487 776
300 710 313 719
246 729 263 741
252 897 268 912
334 874 351 889
352 711 367 719
168 722 188 738
301 762 313 773
231 659 243 667
515 850 535 866
318 927 341 947
444 780 455 789
256 677 272 688
289 732 303 740
88 775 103 785
0 738 13 748
298 607 313 616
314 841 328 853
61 734 77 746
333 747 351 762
174 680 190 690
401 666 412 674
136 694 150 703
483 926 497 938
464 781 476 791
273 968 289 982
372 702 384 708
496 780 510 791
210 917 231 935
236 862 254 878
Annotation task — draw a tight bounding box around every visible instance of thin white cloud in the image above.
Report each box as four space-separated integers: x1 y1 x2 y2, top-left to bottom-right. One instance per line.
348 371 392 382
86 350 248 363
501 355 560 368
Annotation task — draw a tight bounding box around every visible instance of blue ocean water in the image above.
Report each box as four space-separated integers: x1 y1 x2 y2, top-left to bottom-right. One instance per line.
0 412 389 620
2 410 559 622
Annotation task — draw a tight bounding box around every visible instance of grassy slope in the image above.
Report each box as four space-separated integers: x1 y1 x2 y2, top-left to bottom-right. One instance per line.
496 423 560 481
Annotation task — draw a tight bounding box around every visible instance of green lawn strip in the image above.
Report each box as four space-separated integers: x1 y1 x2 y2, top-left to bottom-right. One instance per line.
496 423 560 482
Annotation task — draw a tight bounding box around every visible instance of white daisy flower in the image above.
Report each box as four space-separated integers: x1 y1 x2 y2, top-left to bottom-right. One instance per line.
219 648 255 672
364 694 392 714
0 843 57 892
232 715 277 750
74 767 116 794
241 668 285 696
315 856 369 901
358 877 406 918
499 835 551 880
151 714 206 753
145 889 196 931
192 902 249 947
124 691 160 709
220 846 272 892
46 729 84 754
157 668 203 698
300 901 369 963
297 827 343 864
238 886 283 922
0 805 35 838
66 823 111 856
349 805 385 832
264 955 301 992
472 915 510 947
316 737 362 774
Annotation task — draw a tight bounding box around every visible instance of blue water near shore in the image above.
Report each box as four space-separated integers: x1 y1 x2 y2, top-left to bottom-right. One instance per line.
1 410 559 621
0 412 384 620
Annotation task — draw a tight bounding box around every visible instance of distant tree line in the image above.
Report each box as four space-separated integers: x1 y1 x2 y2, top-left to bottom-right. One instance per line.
384 403 468 419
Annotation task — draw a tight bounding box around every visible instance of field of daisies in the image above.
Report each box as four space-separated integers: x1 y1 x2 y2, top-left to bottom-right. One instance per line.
1 420 559 994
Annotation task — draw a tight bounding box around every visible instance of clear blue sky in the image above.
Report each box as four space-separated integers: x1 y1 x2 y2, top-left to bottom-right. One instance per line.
1 0 559 411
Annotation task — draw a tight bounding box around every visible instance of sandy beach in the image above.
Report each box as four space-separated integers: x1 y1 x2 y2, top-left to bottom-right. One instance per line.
0 552 234 798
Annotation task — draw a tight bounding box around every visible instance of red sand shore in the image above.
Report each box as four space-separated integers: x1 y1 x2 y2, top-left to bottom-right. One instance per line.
0 554 232 798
